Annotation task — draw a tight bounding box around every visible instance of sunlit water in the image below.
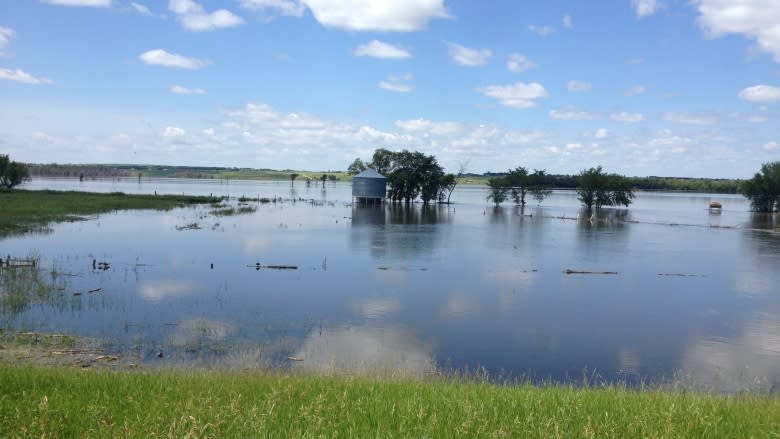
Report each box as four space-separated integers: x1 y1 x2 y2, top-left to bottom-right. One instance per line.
3 177 779 392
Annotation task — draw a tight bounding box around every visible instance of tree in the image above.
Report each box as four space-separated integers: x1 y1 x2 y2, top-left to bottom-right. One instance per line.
528 169 552 203
289 173 299 186
487 177 509 205
320 174 328 187
370 148 395 176
347 158 366 175
0 154 30 189
489 166 552 206
576 166 635 208
741 161 780 212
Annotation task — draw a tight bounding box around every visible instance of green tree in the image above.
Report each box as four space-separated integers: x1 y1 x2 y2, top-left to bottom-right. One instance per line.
370 148 395 176
320 174 328 187
487 177 509 205
289 173 299 186
741 161 780 212
577 166 635 209
347 158 366 175
0 155 30 189
528 169 553 203
501 166 552 206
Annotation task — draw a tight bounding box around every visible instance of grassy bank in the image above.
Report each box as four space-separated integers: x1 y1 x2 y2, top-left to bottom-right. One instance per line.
1 365 778 438
0 189 221 236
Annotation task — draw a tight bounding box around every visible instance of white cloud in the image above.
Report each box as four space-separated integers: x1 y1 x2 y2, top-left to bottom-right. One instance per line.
528 24 554 36
378 74 413 93
0 27 15 49
353 40 411 59
764 141 778 150
566 143 584 150
478 82 548 109
0 68 53 84
567 80 592 92
507 53 537 73
139 49 209 69
595 128 609 139
610 112 645 123
695 0 780 62
303 0 450 32
632 0 660 17
624 85 645 96
662 112 716 125
130 2 152 15
41 0 111 6
170 85 206 95
738 85 780 102
549 107 597 120
240 0 305 16
163 126 186 138
395 118 460 136
562 15 572 28
169 0 244 31
447 42 491 67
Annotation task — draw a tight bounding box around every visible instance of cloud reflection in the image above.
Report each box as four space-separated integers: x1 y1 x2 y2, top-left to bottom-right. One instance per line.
680 313 780 393
293 326 435 377
353 297 401 319
171 317 234 347
139 279 198 301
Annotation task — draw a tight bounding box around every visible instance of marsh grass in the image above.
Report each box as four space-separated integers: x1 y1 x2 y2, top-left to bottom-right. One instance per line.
0 189 223 236
0 264 70 322
0 365 778 438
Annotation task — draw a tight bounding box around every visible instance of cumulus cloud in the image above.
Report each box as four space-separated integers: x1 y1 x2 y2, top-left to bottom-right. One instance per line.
595 128 609 139
395 118 460 136
632 0 660 17
163 126 186 137
240 0 304 16
169 0 244 31
139 49 209 69
353 40 411 59
0 27 15 49
303 0 450 32
695 0 780 62
611 111 645 123
567 80 592 92
0 68 53 84
528 24 554 36
624 85 645 96
378 74 413 93
764 141 778 150
738 85 780 102
170 85 206 95
447 42 491 66
549 107 597 120
507 53 537 73
562 15 573 28
662 112 716 125
41 0 111 6
478 82 548 109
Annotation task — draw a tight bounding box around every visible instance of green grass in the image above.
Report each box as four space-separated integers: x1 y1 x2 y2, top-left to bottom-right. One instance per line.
0 189 222 236
0 365 777 438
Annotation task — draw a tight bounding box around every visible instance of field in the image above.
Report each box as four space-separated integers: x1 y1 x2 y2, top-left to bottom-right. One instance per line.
1 364 778 438
0 189 221 236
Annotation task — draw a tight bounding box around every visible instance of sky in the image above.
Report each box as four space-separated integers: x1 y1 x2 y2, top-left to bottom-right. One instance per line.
1 0 780 178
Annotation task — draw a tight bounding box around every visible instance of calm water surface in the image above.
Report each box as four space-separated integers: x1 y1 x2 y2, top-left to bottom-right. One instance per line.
3 177 779 392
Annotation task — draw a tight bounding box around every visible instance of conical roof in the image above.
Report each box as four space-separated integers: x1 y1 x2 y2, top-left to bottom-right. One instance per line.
354 168 385 179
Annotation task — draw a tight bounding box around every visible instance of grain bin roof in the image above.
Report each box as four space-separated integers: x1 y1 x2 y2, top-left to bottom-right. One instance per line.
354 168 385 179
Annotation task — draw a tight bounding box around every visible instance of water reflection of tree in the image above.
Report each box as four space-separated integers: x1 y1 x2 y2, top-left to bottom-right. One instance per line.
350 204 452 259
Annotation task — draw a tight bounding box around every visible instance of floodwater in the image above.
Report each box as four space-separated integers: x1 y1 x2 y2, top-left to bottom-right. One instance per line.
3 177 779 392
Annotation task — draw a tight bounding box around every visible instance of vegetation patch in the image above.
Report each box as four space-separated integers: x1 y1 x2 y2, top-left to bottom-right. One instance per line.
0 365 778 437
0 189 223 236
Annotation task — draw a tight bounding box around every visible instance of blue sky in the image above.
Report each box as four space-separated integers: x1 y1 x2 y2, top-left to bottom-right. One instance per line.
1 0 779 178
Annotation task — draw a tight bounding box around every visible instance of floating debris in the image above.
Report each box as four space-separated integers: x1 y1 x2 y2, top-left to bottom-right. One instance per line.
175 223 201 231
1 257 37 268
88 288 102 293
248 263 298 270
657 273 704 278
287 356 304 362
563 269 618 275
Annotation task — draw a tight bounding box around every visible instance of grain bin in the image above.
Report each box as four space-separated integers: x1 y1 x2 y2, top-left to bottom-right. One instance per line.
352 168 386 205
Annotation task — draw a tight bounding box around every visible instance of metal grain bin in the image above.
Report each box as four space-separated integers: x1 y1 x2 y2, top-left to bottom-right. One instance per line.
352 168 386 205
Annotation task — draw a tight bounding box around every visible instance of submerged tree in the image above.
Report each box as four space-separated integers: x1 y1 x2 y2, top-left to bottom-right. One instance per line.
347 158 367 175
289 173 299 186
0 154 30 189
485 166 552 206
576 166 635 209
741 161 780 212
487 177 509 205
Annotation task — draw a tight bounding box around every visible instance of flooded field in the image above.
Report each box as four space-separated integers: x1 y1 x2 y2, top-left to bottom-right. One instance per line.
2 177 779 392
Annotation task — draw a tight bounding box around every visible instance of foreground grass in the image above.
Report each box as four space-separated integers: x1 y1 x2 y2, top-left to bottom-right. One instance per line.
0 189 221 236
1 365 778 438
